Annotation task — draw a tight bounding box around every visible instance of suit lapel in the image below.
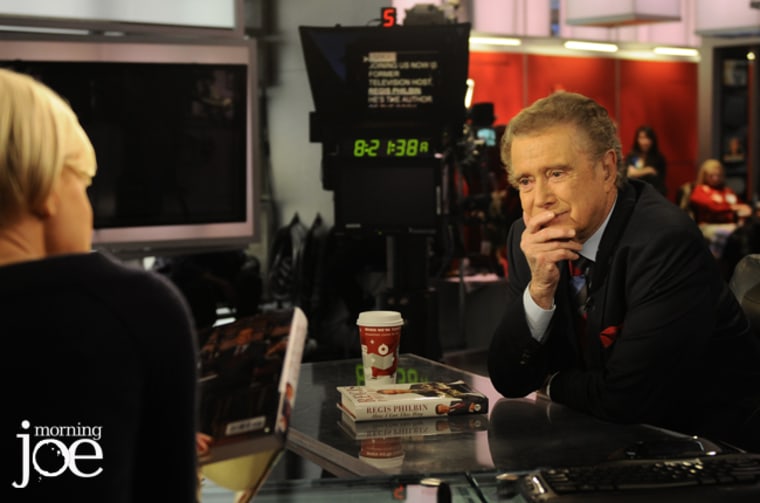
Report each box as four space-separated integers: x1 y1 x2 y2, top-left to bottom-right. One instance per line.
583 181 642 363
592 181 639 296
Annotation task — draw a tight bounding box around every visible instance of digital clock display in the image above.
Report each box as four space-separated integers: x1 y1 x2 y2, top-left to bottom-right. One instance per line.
347 138 434 158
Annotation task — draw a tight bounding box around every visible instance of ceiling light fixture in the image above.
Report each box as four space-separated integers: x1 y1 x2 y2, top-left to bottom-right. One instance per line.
563 40 618 53
469 36 522 47
653 46 699 57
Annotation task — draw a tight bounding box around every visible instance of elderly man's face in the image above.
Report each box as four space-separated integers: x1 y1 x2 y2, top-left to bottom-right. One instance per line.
510 123 617 244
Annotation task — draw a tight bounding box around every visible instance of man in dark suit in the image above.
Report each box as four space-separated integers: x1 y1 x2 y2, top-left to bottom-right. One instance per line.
488 91 760 452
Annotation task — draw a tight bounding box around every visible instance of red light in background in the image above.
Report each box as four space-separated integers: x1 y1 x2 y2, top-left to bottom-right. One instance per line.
381 7 397 27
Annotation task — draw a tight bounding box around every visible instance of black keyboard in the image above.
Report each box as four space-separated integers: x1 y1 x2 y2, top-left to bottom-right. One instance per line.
518 453 760 502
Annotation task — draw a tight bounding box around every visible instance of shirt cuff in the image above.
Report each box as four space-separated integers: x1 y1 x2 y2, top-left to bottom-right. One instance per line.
524 286 555 343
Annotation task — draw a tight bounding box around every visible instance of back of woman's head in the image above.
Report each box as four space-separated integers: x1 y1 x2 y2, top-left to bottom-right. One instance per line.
0 68 96 227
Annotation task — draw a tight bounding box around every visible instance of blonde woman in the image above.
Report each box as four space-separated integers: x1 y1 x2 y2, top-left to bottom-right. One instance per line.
0 68 199 501
689 158 752 259
690 158 751 225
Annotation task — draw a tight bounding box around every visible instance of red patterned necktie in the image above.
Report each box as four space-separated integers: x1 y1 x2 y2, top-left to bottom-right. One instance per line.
569 256 593 347
569 256 592 317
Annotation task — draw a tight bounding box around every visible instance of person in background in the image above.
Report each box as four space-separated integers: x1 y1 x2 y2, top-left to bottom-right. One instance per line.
488 91 760 453
689 158 752 260
0 68 199 502
689 158 751 225
624 125 667 196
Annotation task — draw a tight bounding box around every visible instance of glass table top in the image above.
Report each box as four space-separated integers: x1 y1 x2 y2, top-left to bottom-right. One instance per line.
201 353 736 502
286 354 707 478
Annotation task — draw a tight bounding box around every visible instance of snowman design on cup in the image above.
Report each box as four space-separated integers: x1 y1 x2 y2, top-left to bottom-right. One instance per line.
367 343 396 377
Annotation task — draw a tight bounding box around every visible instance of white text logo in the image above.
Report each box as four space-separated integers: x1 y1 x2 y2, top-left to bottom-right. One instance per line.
13 420 103 489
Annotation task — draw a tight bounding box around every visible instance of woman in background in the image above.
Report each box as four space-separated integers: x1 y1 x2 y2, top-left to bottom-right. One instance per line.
690 158 751 225
0 68 199 502
624 125 668 196
689 158 752 260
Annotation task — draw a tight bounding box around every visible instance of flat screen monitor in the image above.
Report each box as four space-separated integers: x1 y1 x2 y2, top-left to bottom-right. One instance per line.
299 23 469 235
334 160 440 234
0 36 258 258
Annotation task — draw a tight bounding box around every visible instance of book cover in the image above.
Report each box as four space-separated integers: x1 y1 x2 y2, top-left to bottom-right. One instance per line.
337 380 488 422
196 307 308 471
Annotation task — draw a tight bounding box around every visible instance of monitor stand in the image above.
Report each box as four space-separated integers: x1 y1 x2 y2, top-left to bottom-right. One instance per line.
380 234 441 360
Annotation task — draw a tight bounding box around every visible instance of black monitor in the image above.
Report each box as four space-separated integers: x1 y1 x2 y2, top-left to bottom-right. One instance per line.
0 36 259 258
299 23 470 234
301 23 469 142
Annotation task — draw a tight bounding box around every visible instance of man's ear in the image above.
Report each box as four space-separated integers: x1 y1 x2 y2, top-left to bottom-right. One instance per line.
601 150 618 187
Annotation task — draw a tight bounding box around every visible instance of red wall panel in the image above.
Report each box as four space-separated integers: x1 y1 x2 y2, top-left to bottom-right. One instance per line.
619 59 698 199
526 54 617 120
468 51 525 127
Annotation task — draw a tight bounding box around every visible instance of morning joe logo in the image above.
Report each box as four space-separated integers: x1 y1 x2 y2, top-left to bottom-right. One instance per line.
13 420 104 489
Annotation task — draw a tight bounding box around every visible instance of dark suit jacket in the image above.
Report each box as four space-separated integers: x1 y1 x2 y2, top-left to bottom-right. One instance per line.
488 180 760 451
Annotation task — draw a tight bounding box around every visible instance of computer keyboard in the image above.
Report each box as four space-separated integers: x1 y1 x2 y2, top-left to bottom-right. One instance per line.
518 453 760 502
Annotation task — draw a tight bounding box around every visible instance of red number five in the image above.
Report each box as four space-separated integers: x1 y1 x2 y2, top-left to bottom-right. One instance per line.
381 7 396 27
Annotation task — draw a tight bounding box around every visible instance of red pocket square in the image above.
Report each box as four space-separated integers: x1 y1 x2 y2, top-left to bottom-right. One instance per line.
599 325 622 348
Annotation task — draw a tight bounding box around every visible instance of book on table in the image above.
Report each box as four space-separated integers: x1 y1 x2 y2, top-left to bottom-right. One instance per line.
337 380 489 422
195 307 308 494
338 410 489 440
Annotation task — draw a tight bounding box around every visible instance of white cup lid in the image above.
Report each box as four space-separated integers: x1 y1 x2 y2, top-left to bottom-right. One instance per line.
357 310 404 327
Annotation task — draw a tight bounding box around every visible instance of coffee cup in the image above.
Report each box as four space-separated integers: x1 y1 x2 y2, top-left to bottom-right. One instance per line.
357 310 403 387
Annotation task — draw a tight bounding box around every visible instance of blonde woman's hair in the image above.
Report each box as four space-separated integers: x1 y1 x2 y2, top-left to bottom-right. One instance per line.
0 68 96 226
695 158 724 186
